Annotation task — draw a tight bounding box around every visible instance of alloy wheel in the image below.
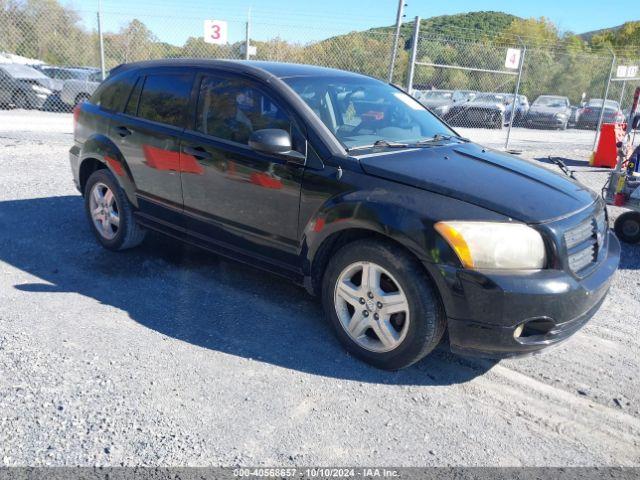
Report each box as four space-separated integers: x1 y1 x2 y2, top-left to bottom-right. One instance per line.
89 182 120 240
334 261 410 353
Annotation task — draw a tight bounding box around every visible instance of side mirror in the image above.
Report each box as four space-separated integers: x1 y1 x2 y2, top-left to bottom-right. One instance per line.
248 129 305 164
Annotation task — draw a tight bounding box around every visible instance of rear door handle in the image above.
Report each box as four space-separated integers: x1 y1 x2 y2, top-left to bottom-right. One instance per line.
115 126 132 137
182 146 212 161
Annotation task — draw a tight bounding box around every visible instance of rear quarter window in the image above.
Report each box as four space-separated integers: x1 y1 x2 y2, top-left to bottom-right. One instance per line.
136 74 192 128
92 72 135 112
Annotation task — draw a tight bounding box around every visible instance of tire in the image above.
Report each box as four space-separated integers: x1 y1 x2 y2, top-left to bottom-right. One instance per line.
321 239 446 370
614 211 640 244
11 90 29 109
84 168 146 251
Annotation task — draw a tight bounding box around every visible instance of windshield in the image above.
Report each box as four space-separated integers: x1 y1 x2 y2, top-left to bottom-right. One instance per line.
587 99 619 109
284 75 455 150
0 63 48 79
424 90 452 100
43 68 91 80
533 96 568 108
475 93 505 103
453 90 476 102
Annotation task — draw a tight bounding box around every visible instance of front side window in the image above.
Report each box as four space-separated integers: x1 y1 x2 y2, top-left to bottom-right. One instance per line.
196 76 291 145
137 74 192 128
284 75 455 150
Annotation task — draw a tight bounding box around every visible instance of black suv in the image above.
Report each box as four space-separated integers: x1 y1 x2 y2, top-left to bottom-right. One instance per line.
70 60 620 370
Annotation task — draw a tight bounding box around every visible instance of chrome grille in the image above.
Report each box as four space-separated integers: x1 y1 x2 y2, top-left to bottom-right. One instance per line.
563 206 607 274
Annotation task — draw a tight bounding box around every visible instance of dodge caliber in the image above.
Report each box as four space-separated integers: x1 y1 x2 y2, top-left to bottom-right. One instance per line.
69 60 620 370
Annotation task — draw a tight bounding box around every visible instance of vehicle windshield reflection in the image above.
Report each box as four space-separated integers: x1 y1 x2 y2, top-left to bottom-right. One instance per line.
284 75 455 151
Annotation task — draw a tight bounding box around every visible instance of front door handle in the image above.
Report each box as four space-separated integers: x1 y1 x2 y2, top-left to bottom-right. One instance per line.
182 146 212 161
115 126 132 137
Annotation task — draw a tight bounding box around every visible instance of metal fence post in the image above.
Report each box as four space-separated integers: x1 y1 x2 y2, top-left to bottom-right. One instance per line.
593 49 616 151
387 0 405 83
505 39 526 151
619 80 626 106
97 0 106 80
405 16 420 93
244 8 251 60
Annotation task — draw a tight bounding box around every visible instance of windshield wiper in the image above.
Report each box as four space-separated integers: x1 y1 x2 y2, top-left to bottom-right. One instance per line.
347 135 469 153
347 139 411 152
372 139 411 148
416 133 470 144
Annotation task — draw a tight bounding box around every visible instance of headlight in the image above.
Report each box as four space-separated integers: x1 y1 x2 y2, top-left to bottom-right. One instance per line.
31 84 51 95
434 221 546 270
555 113 567 119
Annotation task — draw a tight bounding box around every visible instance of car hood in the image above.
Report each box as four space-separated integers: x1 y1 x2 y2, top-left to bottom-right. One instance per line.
529 105 566 115
358 142 596 223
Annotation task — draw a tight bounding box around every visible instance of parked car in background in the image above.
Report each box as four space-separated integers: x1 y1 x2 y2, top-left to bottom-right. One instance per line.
444 92 506 129
525 95 571 129
70 59 619 369
568 105 581 128
503 94 529 126
576 99 625 129
413 89 454 118
34 65 99 111
0 63 53 109
60 69 103 107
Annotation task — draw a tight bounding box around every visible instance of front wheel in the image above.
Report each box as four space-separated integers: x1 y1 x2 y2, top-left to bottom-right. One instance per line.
614 211 640 244
84 169 146 251
322 239 446 370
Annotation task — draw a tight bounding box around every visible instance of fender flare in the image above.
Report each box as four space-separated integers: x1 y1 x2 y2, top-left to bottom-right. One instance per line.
299 191 463 290
79 134 138 205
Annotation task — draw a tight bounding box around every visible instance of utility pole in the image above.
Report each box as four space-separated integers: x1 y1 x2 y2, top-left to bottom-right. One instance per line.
387 0 406 83
244 7 251 60
97 0 106 80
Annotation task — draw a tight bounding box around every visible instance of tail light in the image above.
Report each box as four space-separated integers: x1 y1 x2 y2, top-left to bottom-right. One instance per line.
583 108 592 114
73 104 81 133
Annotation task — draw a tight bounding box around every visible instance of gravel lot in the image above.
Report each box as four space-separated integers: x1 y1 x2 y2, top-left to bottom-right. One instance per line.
0 110 639 467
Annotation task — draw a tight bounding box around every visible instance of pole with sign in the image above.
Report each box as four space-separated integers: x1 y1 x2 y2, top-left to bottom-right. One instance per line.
504 48 521 70
505 44 525 151
204 19 228 45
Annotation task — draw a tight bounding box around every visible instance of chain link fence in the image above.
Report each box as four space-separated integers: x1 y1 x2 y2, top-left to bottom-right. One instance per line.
0 1 637 155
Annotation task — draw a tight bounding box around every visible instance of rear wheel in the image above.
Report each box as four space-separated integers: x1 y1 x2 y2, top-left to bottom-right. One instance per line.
11 90 29 109
84 169 146 251
322 239 446 370
614 211 640 244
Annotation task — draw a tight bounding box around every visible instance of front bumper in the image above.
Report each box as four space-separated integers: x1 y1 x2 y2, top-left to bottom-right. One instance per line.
425 231 620 358
525 116 566 128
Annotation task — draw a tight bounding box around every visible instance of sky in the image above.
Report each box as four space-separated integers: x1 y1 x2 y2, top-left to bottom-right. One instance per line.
66 0 640 46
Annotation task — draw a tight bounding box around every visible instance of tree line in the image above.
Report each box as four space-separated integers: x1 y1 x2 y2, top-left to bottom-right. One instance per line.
1 0 639 106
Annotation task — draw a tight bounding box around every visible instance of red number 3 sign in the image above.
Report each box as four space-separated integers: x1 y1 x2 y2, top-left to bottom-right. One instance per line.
204 20 228 45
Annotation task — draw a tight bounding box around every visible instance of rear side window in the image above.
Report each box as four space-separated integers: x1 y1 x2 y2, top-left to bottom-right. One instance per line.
97 75 136 112
137 74 192 128
196 76 291 144
124 77 143 116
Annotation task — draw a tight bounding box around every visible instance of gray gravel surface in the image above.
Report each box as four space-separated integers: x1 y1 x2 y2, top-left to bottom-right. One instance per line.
0 110 639 466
